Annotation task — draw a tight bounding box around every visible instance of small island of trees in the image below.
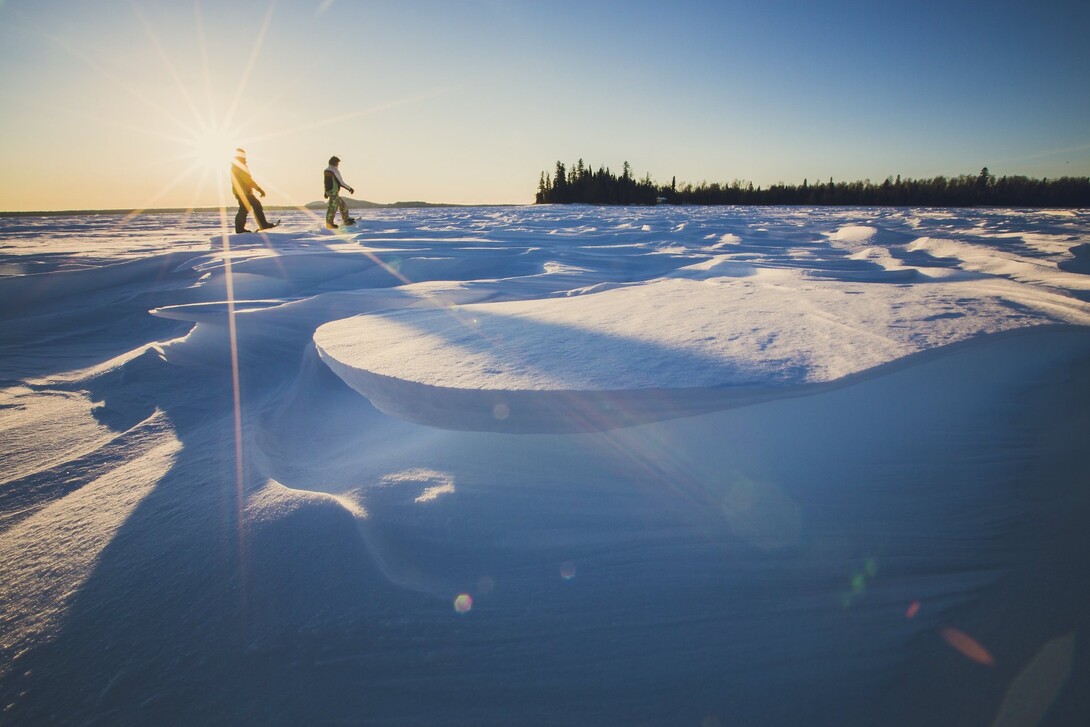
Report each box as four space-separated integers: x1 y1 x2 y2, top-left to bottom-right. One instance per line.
535 160 1090 208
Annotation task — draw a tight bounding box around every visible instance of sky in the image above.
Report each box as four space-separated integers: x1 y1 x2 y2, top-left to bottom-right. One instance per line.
0 0 1088 211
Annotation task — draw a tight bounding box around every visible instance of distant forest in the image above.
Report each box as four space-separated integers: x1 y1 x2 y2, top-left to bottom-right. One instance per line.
535 160 1090 208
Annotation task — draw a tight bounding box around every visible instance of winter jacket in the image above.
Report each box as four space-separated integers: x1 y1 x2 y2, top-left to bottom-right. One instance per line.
324 165 349 195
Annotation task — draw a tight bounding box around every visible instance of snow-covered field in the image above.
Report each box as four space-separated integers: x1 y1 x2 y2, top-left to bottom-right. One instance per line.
2 205 1090 725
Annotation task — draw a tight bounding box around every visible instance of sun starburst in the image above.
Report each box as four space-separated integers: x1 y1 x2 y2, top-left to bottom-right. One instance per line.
184 125 241 177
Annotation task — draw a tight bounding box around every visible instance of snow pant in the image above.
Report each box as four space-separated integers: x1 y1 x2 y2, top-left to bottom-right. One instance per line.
325 191 350 225
234 191 270 233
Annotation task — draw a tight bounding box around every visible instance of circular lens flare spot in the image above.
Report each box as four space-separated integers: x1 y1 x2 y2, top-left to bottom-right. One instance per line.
453 593 473 614
560 561 577 580
493 403 510 420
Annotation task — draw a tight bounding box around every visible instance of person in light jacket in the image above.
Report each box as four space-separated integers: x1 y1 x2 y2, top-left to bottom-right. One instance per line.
324 156 356 229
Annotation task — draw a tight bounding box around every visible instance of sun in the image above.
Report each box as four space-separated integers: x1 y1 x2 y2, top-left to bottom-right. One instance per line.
184 125 243 176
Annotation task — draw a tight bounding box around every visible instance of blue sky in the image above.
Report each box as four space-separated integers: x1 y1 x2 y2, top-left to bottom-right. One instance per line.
1 0 1087 209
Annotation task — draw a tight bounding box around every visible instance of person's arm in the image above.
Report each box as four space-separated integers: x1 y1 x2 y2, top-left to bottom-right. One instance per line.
333 167 354 195
240 166 265 197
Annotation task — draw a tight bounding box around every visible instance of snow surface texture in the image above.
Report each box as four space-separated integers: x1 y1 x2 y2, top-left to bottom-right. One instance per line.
2 206 1090 725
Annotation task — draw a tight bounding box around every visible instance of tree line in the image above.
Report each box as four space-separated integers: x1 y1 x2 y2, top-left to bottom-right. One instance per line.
535 160 1090 207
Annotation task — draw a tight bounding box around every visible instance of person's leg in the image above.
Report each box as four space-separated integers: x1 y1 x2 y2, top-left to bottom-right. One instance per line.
234 195 248 233
250 193 271 229
337 196 351 223
325 192 338 227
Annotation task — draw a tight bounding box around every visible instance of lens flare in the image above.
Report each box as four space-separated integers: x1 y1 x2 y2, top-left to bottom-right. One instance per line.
454 593 473 614
842 556 879 608
941 627 995 667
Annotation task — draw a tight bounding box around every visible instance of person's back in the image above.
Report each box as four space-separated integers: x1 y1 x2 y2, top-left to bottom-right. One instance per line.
232 157 255 197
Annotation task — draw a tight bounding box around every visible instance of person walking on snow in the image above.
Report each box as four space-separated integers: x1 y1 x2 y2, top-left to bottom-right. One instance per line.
324 156 356 229
230 148 274 233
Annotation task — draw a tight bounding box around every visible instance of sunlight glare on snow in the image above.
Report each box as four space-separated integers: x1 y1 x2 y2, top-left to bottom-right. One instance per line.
415 483 455 503
331 492 369 519
378 469 457 505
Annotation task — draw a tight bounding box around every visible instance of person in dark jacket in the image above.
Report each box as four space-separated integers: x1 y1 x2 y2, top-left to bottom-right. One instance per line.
230 148 274 233
324 156 356 229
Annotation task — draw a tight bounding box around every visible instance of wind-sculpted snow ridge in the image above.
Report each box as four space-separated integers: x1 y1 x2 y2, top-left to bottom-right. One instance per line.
313 207 1090 432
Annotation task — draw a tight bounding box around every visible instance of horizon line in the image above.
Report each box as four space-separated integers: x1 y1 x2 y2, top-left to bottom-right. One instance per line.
0 200 527 217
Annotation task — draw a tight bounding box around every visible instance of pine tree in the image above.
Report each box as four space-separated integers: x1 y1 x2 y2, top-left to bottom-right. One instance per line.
536 171 548 203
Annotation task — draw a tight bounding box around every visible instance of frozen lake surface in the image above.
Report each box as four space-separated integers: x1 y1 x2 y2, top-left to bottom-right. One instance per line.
2 205 1089 725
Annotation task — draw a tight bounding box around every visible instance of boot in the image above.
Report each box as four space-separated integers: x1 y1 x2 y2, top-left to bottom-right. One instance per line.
325 222 338 230
344 217 356 225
